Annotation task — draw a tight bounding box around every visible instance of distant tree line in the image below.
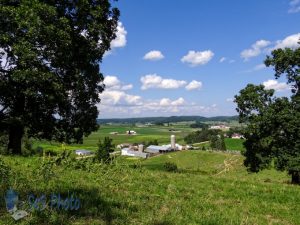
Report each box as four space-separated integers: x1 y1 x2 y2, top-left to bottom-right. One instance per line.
184 129 220 144
98 116 239 125
190 122 209 129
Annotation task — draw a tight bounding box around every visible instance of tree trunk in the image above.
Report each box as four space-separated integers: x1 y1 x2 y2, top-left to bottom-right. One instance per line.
7 123 24 154
291 172 300 185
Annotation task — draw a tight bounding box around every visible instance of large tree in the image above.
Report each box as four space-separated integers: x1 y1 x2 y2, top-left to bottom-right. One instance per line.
235 45 300 184
0 0 119 154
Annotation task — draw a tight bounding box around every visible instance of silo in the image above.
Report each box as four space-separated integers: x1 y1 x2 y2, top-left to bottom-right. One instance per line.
171 135 176 149
138 144 144 152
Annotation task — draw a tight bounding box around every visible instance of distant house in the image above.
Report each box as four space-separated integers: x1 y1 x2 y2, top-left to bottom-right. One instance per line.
232 133 244 139
126 130 137 135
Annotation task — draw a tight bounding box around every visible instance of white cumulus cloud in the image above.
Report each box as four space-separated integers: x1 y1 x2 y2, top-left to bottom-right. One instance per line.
181 50 214 66
100 90 142 106
103 75 133 91
263 79 289 91
143 50 164 61
185 80 202 91
111 22 127 48
241 40 271 60
273 33 300 50
140 74 187 90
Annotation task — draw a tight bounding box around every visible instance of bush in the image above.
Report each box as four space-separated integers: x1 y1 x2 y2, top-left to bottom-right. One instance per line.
0 157 12 189
164 162 178 172
96 137 115 163
37 159 56 184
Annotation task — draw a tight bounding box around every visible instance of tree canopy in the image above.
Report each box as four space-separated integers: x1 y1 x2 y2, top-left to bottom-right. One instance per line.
0 0 119 154
235 44 300 184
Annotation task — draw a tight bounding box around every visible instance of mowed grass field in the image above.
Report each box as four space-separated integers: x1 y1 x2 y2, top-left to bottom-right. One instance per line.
1 150 299 224
225 138 245 151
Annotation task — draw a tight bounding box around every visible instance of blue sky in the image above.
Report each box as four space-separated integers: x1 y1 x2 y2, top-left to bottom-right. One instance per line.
98 0 300 118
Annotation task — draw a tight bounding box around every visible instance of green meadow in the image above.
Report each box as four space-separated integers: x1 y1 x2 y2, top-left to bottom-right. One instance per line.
1 150 300 225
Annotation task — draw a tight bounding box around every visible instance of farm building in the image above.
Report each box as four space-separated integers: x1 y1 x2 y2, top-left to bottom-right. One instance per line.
144 145 172 154
126 130 137 135
121 148 149 158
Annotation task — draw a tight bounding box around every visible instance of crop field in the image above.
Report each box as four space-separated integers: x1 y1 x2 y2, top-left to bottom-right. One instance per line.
0 150 299 224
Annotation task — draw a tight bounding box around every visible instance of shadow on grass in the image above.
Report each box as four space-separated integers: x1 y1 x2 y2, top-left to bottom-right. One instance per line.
141 163 215 175
5 187 131 225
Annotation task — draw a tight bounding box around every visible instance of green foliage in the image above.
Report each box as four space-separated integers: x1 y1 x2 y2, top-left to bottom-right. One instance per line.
184 129 220 144
0 157 11 189
96 137 115 162
164 162 178 172
0 1 120 154
210 135 226 151
37 159 55 184
235 46 300 184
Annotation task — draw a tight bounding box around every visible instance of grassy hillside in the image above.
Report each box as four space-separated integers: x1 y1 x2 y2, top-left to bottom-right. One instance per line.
1 151 299 225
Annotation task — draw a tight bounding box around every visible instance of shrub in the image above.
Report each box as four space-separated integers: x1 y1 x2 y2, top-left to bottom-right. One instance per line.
164 162 178 172
37 159 56 184
0 157 12 189
96 137 114 163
